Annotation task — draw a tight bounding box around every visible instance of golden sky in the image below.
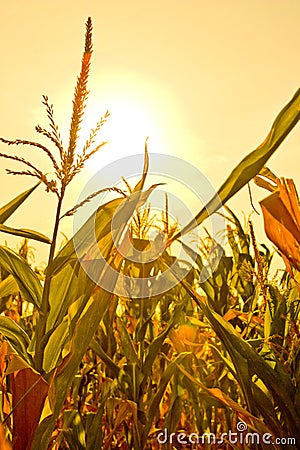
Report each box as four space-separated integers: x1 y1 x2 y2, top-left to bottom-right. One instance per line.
0 0 300 263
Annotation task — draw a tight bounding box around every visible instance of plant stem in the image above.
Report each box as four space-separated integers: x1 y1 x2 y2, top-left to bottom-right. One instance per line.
34 191 64 372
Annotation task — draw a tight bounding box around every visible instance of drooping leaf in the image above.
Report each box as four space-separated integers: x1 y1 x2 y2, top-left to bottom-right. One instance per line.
86 378 112 450
89 338 120 378
42 320 69 373
0 224 51 244
44 259 96 338
254 166 278 192
0 274 19 299
260 178 300 270
172 88 300 239
45 263 83 333
0 316 31 363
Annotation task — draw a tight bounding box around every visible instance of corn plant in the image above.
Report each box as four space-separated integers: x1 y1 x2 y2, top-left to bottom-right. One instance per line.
0 17 117 449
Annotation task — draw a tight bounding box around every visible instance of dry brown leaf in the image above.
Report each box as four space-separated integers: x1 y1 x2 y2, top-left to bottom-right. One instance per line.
260 178 300 271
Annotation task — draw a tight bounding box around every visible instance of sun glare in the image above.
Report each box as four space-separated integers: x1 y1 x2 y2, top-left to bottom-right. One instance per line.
79 95 163 173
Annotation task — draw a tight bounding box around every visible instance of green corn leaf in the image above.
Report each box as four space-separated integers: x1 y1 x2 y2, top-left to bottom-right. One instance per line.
0 183 40 224
45 261 96 334
42 320 69 373
0 316 31 364
142 302 183 378
32 148 158 448
0 246 42 308
89 338 120 378
86 379 112 450
224 205 250 254
45 196 124 277
172 88 300 239
0 274 19 298
0 182 51 244
43 294 91 373
141 352 190 447
31 287 113 450
177 363 279 444
45 263 82 333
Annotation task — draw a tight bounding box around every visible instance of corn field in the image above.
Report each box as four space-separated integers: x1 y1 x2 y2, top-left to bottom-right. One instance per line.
0 18 300 450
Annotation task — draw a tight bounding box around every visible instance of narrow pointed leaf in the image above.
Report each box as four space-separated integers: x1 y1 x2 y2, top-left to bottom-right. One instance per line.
31 286 115 450
116 317 139 366
0 316 31 363
177 275 300 439
173 88 300 239
143 303 183 378
132 141 148 193
47 173 157 277
89 339 120 378
11 368 48 450
260 178 300 270
177 364 279 445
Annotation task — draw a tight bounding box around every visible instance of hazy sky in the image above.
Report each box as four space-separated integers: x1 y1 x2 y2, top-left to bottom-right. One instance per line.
0 0 300 264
